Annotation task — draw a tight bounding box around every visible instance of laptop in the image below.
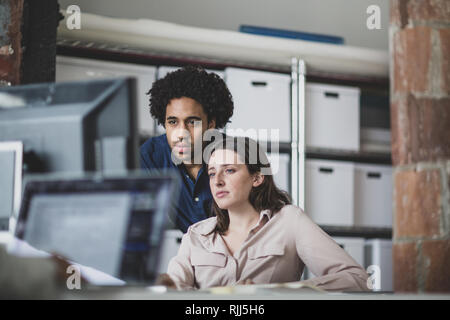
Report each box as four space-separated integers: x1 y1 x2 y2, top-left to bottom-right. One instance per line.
14 173 179 285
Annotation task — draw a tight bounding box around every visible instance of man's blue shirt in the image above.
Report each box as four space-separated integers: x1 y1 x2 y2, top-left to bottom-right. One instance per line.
140 134 212 233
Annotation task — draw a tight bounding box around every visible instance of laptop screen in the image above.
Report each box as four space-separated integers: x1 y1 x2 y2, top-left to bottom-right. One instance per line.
15 175 178 284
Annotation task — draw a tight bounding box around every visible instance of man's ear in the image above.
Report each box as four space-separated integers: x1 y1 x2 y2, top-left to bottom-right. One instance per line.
252 173 264 187
208 118 216 129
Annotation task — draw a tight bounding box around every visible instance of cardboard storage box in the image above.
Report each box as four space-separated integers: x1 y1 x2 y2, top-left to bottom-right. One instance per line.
306 83 360 151
365 239 393 291
354 164 393 228
305 159 355 227
225 67 291 143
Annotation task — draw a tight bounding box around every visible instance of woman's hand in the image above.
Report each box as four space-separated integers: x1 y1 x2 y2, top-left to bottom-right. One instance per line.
237 278 255 285
155 273 177 289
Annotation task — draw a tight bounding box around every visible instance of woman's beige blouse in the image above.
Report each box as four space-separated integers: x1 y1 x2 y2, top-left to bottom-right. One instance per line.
167 205 369 292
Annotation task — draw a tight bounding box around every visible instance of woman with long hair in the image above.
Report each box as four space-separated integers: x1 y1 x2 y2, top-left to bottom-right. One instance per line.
162 136 369 291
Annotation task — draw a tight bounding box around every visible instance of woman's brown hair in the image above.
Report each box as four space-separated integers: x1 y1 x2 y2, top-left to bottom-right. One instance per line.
205 136 291 235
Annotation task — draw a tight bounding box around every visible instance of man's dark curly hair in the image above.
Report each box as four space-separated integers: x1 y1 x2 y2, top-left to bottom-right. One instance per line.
147 65 234 129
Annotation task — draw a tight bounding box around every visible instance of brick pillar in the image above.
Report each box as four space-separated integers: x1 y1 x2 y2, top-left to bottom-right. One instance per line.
0 0 62 86
390 0 450 293
0 0 23 86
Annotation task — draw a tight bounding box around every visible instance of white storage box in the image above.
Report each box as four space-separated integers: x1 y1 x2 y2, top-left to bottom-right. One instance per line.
225 67 291 143
305 159 355 226
56 56 157 136
267 152 290 194
306 83 360 151
365 239 393 291
354 164 393 228
157 229 183 274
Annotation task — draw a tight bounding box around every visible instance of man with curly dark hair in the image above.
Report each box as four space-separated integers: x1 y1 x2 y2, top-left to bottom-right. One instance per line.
140 65 234 233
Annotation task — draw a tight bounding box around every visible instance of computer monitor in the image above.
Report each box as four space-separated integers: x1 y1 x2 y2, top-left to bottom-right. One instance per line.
0 141 23 231
0 77 140 224
0 77 139 174
14 173 179 284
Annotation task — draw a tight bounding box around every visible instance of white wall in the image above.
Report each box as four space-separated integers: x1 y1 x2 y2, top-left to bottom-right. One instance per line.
58 0 389 50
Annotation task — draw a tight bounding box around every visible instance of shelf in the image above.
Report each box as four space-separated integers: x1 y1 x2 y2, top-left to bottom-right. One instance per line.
56 38 391 88
140 132 391 165
306 148 392 165
320 225 392 239
306 72 389 91
56 10 389 81
56 38 291 75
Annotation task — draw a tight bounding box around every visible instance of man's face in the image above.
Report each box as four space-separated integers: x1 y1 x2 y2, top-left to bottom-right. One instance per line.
165 97 215 164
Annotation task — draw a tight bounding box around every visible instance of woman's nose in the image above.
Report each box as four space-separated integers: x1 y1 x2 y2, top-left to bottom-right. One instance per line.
214 173 224 186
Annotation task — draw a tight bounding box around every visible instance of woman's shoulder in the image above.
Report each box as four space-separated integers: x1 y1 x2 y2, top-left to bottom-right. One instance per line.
271 205 318 239
275 204 306 218
187 216 218 236
272 204 314 227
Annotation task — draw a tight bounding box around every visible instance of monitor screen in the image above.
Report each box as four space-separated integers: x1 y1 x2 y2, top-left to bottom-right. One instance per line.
0 77 139 174
24 192 132 277
15 175 178 284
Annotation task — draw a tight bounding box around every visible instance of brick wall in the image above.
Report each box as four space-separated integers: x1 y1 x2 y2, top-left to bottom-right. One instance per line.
390 0 450 293
0 0 61 86
0 0 23 86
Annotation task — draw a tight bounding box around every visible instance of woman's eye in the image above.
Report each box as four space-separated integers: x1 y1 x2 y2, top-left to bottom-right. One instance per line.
225 169 235 174
208 172 215 178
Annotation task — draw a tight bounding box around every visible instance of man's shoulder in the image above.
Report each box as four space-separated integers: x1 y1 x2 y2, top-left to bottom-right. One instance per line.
141 134 168 150
140 134 171 169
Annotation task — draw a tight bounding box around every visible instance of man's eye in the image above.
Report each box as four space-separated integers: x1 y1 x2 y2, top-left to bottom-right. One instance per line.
187 120 197 126
167 120 176 125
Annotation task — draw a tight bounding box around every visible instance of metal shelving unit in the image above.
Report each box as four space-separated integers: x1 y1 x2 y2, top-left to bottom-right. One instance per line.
320 225 392 239
289 56 392 240
56 38 392 238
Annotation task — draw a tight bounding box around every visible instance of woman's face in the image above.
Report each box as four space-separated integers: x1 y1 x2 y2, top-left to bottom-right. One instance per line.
208 149 262 211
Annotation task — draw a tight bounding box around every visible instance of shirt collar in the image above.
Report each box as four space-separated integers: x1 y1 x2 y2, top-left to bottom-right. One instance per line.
192 209 273 255
195 209 272 236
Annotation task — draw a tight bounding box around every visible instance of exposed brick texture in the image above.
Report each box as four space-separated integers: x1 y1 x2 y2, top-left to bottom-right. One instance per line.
0 0 61 85
395 169 442 238
390 0 450 27
407 96 450 162
391 0 450 293
393 26 432 94
391 95 450 165
406 0 450 23
390 98 411 165
0 0 23 85
390 0 409 28
393 242 419 292
439 29 450 94
422 239 450 292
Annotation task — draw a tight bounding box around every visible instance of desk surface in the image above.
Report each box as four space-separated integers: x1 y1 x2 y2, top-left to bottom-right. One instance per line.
2 232 449 300
62 285 450 300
